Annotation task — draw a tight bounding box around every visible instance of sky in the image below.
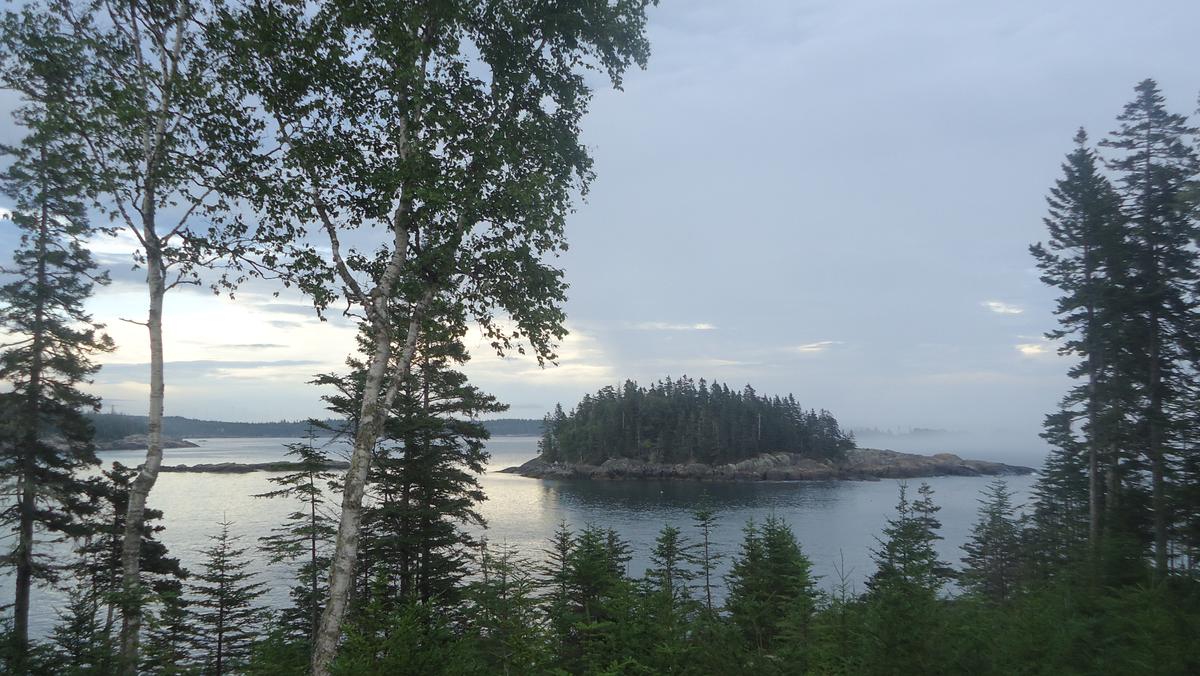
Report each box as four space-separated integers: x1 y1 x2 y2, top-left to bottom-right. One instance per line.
3 0 1200 465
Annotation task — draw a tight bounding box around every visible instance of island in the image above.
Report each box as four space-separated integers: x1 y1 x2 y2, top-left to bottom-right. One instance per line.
510 377 1034 481
159 460 350 474
95 435 200 451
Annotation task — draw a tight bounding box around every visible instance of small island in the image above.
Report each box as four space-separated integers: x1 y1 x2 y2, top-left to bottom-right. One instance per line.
506 377 1032 481
94 434 199 451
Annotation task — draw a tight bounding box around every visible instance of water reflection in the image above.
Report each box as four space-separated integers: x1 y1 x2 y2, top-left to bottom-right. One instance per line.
5 435 1038 638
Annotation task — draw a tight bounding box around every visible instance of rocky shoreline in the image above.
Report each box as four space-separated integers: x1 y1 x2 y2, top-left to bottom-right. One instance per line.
95 435 200 451
499 448 1034 482
159 460 351 474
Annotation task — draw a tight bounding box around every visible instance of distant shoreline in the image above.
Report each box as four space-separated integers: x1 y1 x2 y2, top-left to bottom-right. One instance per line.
90 414 544 443
499 448 1034 483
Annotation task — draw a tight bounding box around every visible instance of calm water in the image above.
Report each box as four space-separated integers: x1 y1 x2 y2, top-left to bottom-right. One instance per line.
8 436 1038 638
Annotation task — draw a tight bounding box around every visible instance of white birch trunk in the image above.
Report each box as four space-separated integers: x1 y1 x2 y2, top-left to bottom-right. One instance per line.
310 296 426 675
117 236 166 675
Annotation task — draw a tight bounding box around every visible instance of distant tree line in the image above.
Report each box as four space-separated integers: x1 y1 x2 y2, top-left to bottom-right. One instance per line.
85 414 542 442
539 377 855 467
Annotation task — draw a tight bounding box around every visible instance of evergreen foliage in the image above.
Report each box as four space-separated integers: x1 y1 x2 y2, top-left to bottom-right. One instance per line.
0 73 114 666
725 516 818 655
1030 80 1200 578
360 323 503 607
253 427 338 645
960 480 1023 602
541 377 854 466
187 520 267 676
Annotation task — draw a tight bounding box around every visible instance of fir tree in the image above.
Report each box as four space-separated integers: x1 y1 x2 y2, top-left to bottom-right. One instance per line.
543 377 855 466
46 570 114 675
71 462 188 650
139 591 193 676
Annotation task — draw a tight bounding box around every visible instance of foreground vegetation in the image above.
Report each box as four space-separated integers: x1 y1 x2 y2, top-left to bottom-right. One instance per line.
0 0 1198 670
5 478 1200 675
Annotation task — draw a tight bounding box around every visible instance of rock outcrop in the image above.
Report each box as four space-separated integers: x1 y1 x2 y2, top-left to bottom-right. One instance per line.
95 435 200 451
159 460 350 473
499 448 1033 482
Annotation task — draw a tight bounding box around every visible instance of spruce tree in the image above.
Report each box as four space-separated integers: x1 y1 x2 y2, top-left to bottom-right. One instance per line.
724 516 817 655
862 483 949 675
1099 78 1200 575
188 520 267 676
254 426 338 644
961 481 1023 602
642 524 700 659
466 543 549 673
0 79 113 666
539 521 577 661
867 483 951 594
140 591 193 676
691 501 723 614
71 463 188 648
1030 128 1127 550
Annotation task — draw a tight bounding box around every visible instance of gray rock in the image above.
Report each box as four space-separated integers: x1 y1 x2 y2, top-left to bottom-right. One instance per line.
499 447 1034 483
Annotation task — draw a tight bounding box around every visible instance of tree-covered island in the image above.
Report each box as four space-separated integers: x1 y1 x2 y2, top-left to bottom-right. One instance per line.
540 377 855 466
513 377 1031 482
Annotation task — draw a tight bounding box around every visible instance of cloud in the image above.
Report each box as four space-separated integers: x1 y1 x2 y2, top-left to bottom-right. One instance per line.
255 302 322 317
95 359 322 383
464 323 616 386
1015 342 1048 357
792 340 841 353
631 321 717 331
983 301 1024 315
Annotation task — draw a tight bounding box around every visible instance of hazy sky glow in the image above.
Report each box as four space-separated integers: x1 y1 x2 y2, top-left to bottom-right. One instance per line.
3 0 1200 464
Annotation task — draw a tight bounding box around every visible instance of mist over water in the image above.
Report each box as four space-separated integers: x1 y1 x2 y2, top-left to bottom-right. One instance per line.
851 428 1049 470
6 435 1042 639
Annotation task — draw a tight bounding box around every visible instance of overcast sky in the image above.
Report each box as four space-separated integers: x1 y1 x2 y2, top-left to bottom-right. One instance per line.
3 0 1200 464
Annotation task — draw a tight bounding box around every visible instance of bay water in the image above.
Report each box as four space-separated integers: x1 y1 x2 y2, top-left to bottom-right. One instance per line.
7 435 1039 638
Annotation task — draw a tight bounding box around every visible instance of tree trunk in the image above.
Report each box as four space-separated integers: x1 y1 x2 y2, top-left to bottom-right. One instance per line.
13 462 34 670
311 299 425 676
118 236 166 674
13 170 52 670
1148 314 1168 575
1086 349 1101 549
310 475 319 644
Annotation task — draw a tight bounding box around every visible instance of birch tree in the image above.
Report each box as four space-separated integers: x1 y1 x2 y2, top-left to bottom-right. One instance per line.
215 1 656 671
1 2 260 670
